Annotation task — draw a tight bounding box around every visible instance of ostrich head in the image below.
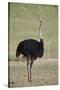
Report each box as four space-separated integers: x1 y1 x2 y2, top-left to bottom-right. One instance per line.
40 18 42 24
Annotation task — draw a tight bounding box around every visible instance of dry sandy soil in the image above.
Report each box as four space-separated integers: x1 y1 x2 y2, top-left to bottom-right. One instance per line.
8 58 58 87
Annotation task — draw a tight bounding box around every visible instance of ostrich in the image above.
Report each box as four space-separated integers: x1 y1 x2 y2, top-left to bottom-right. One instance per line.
16 18 44 82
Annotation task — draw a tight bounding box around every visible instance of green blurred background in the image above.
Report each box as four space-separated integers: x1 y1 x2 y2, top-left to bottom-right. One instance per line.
8 3 58 60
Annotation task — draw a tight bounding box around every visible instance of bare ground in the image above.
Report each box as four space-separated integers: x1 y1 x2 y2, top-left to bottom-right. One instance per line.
8 58 58 87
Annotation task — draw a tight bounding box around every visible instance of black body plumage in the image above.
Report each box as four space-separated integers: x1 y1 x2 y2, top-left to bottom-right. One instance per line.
16 38 44 61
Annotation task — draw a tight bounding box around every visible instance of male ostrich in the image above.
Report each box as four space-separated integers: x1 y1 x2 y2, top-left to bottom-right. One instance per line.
16 18 44 82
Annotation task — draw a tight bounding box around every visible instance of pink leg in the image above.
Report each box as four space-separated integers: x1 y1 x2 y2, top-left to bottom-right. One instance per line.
27 61 30 82
30 67 32 82
27 61 33 82
30 61 33 82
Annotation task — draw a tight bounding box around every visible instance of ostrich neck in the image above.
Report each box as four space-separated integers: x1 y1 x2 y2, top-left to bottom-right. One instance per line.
39 22 42 39
39 29 42 39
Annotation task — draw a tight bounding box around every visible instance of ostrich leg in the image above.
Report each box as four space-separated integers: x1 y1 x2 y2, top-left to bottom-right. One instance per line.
30 61 33 82
27 61 29 82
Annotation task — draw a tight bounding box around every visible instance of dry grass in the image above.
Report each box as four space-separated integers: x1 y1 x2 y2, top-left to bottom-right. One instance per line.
8 58 58 87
